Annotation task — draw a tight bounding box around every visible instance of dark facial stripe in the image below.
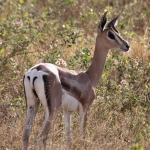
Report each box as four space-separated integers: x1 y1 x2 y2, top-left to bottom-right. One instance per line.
32 76 38 98
112 26 119 33
110 27 126 45
108 31 115 40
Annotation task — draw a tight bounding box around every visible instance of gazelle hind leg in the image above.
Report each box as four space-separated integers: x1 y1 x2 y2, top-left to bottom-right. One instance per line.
34 86 51 150
37 76 62 150
38 105 50 150
22 89 39 150
64 111 72 150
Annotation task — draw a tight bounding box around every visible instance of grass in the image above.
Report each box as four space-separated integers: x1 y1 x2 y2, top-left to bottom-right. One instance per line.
0 0 150 149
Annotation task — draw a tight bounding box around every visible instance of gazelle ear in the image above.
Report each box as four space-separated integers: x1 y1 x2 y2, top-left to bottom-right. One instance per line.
97 11 108 34
107 10 123 28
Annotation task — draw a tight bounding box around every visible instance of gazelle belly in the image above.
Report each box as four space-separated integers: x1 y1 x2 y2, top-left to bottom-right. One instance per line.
61 89 80 112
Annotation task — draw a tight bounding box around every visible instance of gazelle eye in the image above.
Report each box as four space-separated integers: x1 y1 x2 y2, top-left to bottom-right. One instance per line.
108 31 115 40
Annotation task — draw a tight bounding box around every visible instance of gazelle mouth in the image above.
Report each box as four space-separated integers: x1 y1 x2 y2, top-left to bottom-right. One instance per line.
120 48 130 52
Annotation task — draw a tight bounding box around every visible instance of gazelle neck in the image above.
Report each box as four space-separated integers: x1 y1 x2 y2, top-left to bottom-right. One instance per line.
86 35 109 87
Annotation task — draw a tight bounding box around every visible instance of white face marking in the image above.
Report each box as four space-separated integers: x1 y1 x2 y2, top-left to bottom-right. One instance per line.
114 34 130 51
114 33 123 45
107 30 122 44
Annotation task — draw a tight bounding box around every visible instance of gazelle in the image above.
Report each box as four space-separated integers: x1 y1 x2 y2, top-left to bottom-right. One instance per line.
22 11 130 150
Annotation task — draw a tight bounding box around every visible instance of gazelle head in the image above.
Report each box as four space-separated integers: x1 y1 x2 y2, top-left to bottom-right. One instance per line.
97 11 130 52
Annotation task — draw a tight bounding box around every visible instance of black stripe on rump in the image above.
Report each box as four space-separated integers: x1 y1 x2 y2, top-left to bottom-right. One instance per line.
27 76 30 81
32 76 38 98
43 73 62 113
32 89 38 98
33 76 37 87
42 73 56 109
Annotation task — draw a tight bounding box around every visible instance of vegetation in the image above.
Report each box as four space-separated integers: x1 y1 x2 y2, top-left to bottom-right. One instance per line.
0 0 150 149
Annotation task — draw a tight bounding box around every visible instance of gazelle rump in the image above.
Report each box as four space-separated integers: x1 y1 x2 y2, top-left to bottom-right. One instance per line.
22 11 130 150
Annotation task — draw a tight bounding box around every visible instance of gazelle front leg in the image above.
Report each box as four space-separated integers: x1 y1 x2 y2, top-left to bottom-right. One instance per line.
64 111 72 150
79 108 88 147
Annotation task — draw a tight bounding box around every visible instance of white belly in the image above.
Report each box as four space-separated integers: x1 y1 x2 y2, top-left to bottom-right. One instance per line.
61 89 80 112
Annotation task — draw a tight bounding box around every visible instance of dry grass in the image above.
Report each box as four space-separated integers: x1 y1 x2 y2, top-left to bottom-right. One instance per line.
0 30 150 150
0 95 150 150
125 41 150 63
0 34 150 150
0 104 130 149
124 24 150 62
